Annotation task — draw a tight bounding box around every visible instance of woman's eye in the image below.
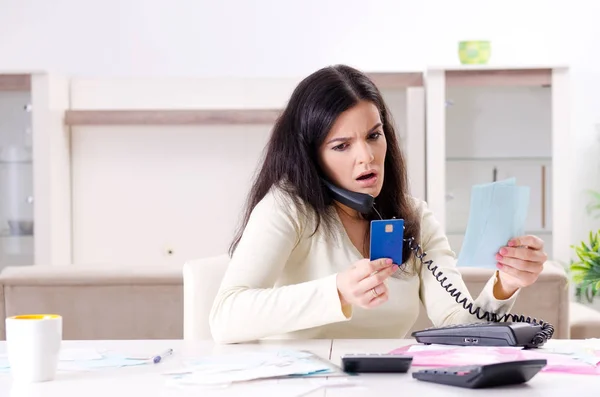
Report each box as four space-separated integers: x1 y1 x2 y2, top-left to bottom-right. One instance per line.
333 143 348 151
368 131 383 140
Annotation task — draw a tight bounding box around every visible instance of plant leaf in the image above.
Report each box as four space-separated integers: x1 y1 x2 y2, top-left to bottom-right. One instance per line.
570 229 600 301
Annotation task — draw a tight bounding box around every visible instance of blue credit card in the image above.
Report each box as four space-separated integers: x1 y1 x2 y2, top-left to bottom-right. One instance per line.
370 219 405 265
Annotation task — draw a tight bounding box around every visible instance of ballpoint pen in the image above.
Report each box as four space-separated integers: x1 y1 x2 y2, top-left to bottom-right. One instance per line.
152 348 173 364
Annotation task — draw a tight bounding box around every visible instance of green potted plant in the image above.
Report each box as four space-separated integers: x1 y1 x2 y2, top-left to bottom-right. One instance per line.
569 190 600 303
570 230 600 303
569 189 600 303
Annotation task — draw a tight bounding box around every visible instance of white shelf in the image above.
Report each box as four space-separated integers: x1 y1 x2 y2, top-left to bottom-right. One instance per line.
0 160 32 164
428 64 569 72
426 66 571 263
446 157 551 162
0 74 31 92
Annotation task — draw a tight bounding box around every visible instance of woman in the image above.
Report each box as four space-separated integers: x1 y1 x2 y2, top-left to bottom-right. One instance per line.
209 64 547 344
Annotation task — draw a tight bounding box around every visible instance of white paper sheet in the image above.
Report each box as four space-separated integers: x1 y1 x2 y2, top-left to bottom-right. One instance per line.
166 377 363 396
404 340 600 369
164 350 336 386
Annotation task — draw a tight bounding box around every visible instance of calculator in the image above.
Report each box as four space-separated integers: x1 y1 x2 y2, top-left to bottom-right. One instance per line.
341 353 413 373
412 359 547 388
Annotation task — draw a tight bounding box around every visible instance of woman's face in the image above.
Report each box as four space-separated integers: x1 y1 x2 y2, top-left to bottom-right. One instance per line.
318 100 387 199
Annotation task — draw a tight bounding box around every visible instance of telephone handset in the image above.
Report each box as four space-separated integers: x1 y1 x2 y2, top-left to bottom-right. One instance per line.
321 178 554 348
322 178 375 214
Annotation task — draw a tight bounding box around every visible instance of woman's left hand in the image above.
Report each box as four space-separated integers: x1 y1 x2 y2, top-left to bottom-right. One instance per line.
494 235 547 296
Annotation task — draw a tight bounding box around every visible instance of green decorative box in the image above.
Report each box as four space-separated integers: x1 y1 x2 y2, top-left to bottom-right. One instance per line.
458 41 491 64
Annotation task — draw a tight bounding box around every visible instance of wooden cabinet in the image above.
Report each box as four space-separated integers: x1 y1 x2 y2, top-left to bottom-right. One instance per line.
35 72 427 266
6 67 573 267
0 72 71 268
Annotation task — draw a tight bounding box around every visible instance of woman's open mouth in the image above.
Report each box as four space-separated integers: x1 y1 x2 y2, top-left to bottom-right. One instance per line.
356 172 378 187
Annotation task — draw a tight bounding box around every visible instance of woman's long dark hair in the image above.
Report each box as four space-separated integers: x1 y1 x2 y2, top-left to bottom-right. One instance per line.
229 64 421 265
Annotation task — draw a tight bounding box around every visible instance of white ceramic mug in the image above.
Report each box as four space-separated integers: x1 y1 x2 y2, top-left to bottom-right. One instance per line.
5 314 62 382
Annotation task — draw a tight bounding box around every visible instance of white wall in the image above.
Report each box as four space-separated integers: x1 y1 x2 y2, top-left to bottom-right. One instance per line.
3 0 600 266
0 0 566 76
566 13 600 248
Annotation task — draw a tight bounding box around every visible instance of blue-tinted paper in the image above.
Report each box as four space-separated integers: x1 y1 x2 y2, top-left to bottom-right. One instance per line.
457 178 530 268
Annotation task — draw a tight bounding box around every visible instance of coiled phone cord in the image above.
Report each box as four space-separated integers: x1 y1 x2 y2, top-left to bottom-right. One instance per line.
403 235 555 348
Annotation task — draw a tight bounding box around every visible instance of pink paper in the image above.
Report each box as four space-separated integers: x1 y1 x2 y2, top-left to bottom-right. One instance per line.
390 345 600 376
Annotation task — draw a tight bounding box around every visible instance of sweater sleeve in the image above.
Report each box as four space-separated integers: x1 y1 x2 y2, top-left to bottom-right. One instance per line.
416 200 520 327
209 188 351 344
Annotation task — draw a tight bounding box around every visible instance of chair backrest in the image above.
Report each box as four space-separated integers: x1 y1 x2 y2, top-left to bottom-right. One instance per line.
182 254 229 340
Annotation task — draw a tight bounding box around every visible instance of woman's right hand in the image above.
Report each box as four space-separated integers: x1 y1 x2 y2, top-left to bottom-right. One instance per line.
336 258 399 309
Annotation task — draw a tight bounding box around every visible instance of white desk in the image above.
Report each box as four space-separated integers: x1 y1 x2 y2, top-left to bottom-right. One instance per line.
0 339 598 396
0 339 332 397
330 339 600 396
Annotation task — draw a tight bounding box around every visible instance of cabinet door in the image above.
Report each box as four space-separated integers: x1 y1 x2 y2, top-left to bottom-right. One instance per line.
496 161 550 233
0 90 34 270
445 160 498 233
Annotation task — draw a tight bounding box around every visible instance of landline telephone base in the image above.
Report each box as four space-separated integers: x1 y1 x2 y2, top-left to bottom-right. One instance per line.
411 321 545 349
405 234 554 348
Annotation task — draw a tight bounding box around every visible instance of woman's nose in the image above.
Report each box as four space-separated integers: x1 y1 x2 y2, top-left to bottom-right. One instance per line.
357 143 374 164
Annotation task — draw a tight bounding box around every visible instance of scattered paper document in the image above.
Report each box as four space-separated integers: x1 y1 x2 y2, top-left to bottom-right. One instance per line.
166 378 362 396
58 353 149 371
164 350 337 386
537 339 600 366
391 344 600 375
457 178 530 268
